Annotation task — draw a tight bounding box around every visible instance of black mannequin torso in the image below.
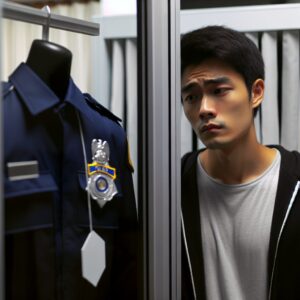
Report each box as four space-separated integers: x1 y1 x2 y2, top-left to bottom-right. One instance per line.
26 39 72 100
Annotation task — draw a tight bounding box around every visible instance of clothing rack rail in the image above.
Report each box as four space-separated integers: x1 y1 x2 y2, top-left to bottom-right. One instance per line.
2 1 100 36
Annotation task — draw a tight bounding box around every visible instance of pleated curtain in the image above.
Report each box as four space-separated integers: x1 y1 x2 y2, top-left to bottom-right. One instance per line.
125 39 138 196
261 32 280 145
1 2 100 93
281 31 300 151
110 40 125 121
246 32 262 143
110 39 138 195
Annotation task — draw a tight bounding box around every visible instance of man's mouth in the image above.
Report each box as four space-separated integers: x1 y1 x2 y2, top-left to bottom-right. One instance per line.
201 123 223 133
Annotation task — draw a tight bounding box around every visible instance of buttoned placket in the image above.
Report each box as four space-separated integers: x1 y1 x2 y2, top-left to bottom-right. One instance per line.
54 101 85 299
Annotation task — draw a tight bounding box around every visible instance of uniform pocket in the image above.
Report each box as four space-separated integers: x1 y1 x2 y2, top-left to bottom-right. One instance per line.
5 172 58 234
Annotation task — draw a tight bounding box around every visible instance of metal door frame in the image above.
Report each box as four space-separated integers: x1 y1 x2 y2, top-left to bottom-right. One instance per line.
137 0 181 299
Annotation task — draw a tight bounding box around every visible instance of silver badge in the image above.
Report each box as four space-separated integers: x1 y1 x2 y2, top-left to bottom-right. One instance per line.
87 139 118 206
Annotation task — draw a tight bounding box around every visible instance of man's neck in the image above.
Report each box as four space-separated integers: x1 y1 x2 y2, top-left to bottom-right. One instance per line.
199 138 277 185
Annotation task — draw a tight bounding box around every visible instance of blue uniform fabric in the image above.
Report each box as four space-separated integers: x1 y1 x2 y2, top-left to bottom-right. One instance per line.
3 63 138 300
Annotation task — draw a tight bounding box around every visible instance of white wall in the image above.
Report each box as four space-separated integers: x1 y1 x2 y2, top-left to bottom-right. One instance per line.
101 0 136 16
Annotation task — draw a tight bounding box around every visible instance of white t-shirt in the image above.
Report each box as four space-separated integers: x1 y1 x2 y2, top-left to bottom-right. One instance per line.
197 150 281 300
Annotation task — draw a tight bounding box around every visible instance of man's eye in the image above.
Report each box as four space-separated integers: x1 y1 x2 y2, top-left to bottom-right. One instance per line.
185 95 199 102
213 88 228 95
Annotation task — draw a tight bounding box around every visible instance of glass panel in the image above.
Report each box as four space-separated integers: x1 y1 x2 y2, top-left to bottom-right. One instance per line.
180 3 300 300
1 1 139 299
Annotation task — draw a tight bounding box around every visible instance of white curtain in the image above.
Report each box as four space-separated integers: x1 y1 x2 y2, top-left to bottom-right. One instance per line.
281 31 300 151
125 39 138 196
261 31 280 145
110 40 125 121
109 39 138 195
1 2 100 94
246 32 262 143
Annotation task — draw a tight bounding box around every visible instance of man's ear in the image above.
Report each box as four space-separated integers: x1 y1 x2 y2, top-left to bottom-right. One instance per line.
251 79 264 109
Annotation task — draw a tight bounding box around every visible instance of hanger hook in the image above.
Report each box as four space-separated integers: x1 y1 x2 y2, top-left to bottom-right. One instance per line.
42 5 51 41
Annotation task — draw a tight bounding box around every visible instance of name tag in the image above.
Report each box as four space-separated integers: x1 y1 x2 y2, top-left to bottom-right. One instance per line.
7 160 39 181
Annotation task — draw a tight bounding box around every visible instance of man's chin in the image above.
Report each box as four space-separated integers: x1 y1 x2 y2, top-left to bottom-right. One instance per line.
200 138 229 150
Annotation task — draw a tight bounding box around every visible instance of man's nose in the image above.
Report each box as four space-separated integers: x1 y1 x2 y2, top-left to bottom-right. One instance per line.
199 96 217 120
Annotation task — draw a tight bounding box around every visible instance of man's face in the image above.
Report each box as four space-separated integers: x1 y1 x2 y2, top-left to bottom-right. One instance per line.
181 59 259 150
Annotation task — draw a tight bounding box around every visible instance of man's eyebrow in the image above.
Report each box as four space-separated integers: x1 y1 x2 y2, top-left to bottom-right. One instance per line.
203 76 231 86
181 76 231 94
181 82 198 94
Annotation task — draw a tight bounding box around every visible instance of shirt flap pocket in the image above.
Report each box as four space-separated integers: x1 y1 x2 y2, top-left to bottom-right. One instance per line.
5 173 58 234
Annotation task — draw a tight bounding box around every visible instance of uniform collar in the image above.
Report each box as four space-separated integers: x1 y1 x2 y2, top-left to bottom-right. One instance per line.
9 63 60 115
64 77 92 120
9 63 92 119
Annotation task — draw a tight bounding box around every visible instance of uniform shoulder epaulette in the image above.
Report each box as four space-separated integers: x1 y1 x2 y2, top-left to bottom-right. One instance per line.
83 93 121 124
2 82 14 98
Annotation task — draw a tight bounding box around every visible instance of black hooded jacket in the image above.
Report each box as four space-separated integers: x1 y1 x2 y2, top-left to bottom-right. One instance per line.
181 145 300 300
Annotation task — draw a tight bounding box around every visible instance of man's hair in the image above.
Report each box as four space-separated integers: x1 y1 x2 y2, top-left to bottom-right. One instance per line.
181 25 265 116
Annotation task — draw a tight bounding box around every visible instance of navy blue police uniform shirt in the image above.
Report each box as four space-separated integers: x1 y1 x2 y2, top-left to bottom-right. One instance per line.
3 63 138 300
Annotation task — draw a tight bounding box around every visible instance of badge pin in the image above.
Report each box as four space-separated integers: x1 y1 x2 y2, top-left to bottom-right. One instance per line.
87 139 118 205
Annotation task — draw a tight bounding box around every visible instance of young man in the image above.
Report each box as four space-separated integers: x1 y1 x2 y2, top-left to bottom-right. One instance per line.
181 25 300 300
